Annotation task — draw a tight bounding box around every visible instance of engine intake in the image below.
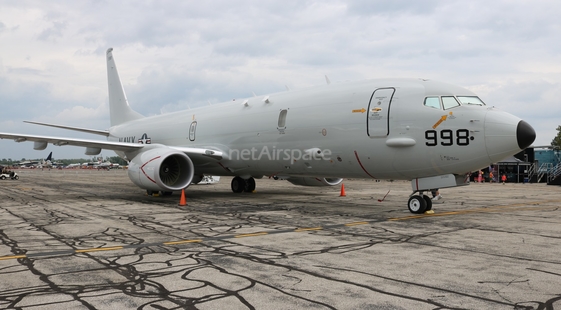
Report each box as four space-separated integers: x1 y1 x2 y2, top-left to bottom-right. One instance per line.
287 177 343 187
127 147 194 191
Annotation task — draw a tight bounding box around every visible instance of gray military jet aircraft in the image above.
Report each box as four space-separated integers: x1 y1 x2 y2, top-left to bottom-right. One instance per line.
0 48 535 213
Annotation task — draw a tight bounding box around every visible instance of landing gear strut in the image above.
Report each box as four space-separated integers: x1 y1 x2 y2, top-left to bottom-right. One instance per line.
231 176 256 193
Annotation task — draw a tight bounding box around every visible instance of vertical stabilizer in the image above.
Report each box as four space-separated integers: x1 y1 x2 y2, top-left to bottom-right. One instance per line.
106 48 144 127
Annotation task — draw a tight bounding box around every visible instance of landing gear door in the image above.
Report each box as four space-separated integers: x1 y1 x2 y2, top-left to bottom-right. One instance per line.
367 88 394 137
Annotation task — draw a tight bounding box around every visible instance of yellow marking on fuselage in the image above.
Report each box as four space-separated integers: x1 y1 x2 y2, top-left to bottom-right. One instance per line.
432 115 448 129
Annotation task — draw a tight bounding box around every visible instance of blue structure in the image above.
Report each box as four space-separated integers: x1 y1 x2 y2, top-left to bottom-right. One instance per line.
531 147 561 184
535 149 561 166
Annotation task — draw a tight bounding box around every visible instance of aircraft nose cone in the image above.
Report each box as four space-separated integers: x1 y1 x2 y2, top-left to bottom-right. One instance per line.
516 120 536 150
484 111 534 163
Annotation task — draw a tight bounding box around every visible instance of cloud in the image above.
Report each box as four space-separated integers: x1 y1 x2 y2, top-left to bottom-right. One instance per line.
0 0 560 160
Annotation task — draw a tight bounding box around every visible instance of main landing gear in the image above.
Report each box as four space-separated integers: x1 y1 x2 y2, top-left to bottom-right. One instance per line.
146 190 173 196
407 193 433 214
231 176 256 193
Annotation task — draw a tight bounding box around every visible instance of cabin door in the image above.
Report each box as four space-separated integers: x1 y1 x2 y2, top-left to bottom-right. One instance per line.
367 88 394 137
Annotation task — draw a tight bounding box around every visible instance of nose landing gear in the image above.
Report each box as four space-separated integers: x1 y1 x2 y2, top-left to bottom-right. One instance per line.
407 193 433 214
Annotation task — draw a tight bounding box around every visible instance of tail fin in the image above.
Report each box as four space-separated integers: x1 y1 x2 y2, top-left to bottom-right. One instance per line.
106 48 144 127
45 152 52 162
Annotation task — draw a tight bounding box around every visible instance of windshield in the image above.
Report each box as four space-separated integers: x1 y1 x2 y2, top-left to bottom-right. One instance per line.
442 96 460 110
457 96 485 106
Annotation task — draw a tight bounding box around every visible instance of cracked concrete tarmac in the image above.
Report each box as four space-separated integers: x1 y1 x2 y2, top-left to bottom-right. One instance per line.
0 169 560 309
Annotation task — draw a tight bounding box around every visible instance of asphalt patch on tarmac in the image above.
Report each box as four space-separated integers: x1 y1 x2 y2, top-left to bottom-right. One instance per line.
1 169 560 309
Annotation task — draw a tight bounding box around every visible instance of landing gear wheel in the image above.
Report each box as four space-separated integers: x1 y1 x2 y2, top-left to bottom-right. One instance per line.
408 195 427 214
146 190 155 196
231 176 246 193
423 195 432 211
244 177 256 192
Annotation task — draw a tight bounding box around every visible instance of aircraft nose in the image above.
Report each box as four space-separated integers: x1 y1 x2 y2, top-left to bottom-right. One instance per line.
484 110 535 163
516 120 536 150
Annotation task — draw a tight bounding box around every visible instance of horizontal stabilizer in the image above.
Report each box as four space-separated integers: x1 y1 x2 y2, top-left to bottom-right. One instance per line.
24 121 109 136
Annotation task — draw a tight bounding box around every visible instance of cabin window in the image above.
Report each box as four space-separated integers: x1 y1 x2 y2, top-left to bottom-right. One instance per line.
189 121 197 141
457 96 485 106
442 96 460 110
424 97 441 109
278 109 288 128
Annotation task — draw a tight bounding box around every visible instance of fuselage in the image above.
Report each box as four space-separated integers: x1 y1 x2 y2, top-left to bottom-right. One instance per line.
108 78 532 181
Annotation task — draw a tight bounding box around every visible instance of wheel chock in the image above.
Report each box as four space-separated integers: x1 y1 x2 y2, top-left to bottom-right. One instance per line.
424 210 435 214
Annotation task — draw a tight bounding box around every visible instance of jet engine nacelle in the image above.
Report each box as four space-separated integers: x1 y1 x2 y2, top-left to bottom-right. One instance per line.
287 177 343 187
127 147 194 192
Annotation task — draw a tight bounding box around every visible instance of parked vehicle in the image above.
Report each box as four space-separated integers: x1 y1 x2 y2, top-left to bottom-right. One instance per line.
0 171 19 180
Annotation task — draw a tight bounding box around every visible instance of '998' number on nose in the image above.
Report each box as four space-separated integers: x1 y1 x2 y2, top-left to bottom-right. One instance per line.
425 129 471 146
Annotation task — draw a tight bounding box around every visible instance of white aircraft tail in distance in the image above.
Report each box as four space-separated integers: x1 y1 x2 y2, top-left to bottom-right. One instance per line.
0 48 536 213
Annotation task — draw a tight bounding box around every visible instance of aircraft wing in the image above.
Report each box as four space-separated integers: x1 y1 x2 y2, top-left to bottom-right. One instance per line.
0 132 224 160
0 132 143 152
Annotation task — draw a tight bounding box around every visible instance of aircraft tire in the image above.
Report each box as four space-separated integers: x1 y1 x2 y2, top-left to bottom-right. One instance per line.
408 195 427 214
231 176 246 193
244 177 256 192
423 195 432 211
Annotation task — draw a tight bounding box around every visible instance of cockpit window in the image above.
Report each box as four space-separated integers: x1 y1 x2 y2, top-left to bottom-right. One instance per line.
457 96 485 106
424 97 441 109
442 96 460 110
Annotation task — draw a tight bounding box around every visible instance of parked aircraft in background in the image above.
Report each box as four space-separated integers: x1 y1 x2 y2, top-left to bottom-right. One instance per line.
94 160 120 169
0 48 535 213
18 152 53 169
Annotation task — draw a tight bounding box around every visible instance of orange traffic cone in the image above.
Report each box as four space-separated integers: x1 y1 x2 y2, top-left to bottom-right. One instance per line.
340 183 346 197
178 189 187 206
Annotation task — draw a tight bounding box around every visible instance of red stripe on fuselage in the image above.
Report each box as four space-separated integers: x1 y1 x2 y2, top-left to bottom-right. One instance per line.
354 151 376 179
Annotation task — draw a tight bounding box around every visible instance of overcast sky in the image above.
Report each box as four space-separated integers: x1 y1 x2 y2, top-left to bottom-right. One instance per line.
1 0 560 161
